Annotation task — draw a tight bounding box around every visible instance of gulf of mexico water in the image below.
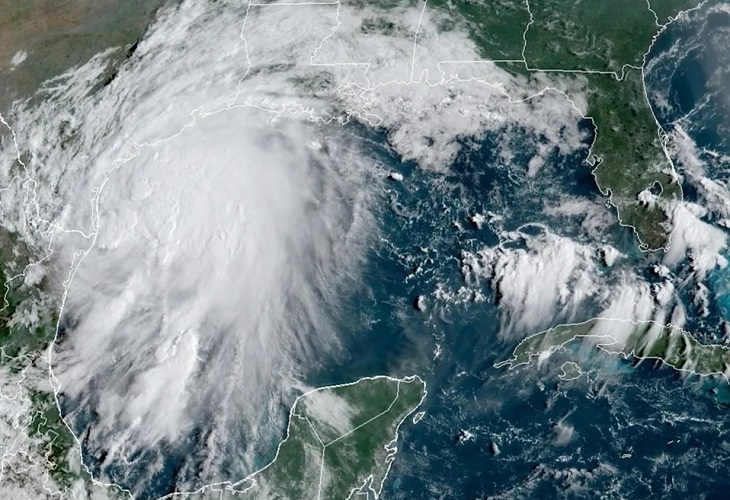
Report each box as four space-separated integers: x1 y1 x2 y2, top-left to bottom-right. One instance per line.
303 4 730 498
9 0 730 497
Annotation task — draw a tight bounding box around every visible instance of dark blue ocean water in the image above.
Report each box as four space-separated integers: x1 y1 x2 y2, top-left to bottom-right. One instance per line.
307 2 730 498
68 2 730 497
648 1 730 345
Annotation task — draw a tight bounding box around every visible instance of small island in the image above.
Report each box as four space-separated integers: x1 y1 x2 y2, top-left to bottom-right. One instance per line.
558 362 583 381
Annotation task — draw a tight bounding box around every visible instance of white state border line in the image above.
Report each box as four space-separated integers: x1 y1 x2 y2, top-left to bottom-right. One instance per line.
190 375 427 500
518 0 708 252
242 0 705 253
316 382 401 499
0 0 711 497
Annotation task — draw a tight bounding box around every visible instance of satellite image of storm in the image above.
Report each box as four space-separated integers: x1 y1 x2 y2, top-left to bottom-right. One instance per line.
2 0 730 498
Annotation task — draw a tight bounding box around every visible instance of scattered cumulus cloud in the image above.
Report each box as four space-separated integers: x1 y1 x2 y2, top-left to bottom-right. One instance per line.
665 202 728 280
2 0 727 494
9 50 28 68
460 228 601 337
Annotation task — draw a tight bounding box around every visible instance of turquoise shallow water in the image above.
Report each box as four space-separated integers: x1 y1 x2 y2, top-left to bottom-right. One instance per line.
312 4 730 497
65 2 730 497
710 262 730 323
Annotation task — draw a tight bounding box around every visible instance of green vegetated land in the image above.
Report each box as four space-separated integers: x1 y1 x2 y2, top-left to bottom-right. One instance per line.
0 231 84 488
28 389 127 499
431 0 702 249
28 390 85 488
650 0 704 22
495 318 730 377
523 0 658 72
584 69 681 249
0 236 56 362
240 376 426 500
429 0 530 60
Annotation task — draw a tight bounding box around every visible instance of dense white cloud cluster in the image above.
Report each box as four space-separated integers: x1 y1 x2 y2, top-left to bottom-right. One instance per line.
2 0 726 495
0 355 116 500
668 125 730 222
457 215 718 342
0 0 589 491
460 228 601 336
52 108 379 482
664 202 728 279
3 0 387 490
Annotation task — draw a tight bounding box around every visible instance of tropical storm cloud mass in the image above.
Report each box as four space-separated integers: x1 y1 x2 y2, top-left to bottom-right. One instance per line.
2 0 730 498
